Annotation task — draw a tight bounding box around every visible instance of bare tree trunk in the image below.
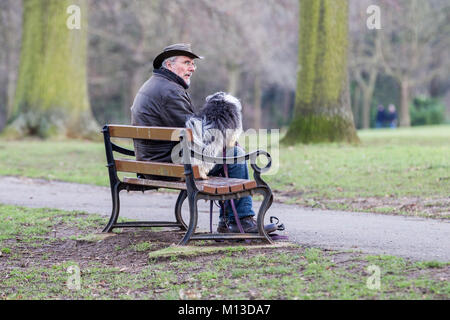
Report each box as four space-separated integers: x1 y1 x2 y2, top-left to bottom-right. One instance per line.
124 67 147 120
7 65 16 118
227 64 240 97
361 92 370 129
352 66 378 129
282 88 293 124
0 61 6 129
400 79 411 127
361 83 375 129
253 75 262 130
352 84 361 129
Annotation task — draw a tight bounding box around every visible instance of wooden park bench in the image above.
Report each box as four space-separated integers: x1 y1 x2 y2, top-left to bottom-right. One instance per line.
102 124 274 245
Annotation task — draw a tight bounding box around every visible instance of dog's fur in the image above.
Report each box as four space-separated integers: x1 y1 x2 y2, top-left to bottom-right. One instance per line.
185 92 243 179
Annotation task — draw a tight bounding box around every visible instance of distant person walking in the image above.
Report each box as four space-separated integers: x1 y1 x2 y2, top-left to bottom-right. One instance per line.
386 104 398 128
375 104 385 128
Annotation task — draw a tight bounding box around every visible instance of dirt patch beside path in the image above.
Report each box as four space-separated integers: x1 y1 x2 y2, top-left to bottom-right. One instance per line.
274 189 450 219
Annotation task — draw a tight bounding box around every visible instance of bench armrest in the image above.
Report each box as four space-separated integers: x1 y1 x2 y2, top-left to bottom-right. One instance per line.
111 142 135 157
179 130 272 192
187 146 272 173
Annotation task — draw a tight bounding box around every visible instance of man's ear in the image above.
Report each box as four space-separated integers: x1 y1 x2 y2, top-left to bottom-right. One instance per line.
166 59 175 72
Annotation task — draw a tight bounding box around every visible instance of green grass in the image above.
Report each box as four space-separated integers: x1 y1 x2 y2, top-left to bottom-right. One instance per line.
148 244 250 260
3 247 448 300
270 125 450 199
0 137 109 185
0 204 105 243
0 125 449 216
1 205 448 300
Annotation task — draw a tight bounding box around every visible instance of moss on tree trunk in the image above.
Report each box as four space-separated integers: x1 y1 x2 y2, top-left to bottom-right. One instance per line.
282 0 359 144
8 0 98 138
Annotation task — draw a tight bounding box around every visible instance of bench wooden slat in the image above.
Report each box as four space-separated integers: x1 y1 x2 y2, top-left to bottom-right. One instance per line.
123 177 187 190
195 178 256 194
115 159 200 179
122 176 257 195
200 178 256 194
196 177 249 194
108 125 192 141
209 178 256 192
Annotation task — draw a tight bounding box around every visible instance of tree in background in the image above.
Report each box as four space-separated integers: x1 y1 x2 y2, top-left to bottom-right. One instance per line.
7 0 98 138
283 0 359 144
0 0 21 132
378 0 449 127
348 0 383 129
1 0 447 134
87 0 299 130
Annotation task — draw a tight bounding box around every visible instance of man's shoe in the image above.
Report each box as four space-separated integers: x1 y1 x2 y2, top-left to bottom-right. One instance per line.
228 216 277 234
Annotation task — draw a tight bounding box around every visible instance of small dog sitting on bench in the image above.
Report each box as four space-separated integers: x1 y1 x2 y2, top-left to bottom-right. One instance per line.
184 91 243 179
182 91 279 234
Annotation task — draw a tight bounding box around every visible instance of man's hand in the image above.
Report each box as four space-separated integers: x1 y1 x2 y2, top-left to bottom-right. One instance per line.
199 167 209 180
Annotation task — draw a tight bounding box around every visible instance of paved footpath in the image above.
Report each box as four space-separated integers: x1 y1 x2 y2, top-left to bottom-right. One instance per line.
0 176 449 262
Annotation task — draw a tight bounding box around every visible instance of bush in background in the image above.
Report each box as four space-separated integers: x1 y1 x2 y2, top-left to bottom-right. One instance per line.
410 96 445 126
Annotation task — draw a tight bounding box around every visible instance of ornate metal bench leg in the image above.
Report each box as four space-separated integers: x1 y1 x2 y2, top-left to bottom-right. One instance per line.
178 193 198 245
103 182 121 233
268 193 274 210
175 190 188 230
103 183 120 232
257 188 274 244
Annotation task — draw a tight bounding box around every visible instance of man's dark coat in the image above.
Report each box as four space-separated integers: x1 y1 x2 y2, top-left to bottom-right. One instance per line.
131 68 195 163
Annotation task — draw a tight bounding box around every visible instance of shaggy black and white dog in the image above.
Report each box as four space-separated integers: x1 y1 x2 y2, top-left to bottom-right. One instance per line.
185 92 243 179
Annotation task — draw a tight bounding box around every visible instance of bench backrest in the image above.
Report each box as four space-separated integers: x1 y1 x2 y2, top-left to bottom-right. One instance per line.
108 125 193 142
104 125 200 179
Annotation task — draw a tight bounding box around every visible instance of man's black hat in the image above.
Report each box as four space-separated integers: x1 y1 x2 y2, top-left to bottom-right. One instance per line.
153 43 203 69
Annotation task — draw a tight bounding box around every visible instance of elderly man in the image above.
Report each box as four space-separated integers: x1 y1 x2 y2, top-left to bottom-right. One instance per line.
130 43 276 234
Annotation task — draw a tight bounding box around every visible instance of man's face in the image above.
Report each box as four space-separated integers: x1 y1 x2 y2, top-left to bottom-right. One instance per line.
167 56 196 85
